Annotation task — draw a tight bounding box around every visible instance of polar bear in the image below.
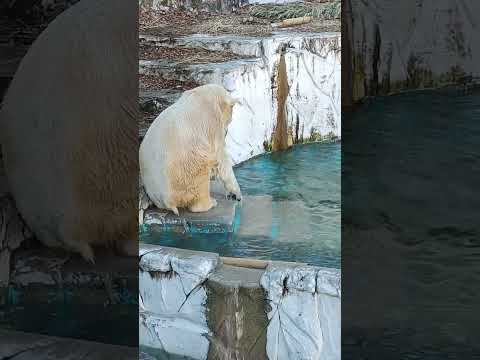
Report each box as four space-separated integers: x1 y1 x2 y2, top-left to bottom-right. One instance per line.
0 0 138 263
139 84 242 215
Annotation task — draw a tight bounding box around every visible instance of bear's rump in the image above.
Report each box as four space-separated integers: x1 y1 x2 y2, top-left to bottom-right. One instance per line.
167 155 214 206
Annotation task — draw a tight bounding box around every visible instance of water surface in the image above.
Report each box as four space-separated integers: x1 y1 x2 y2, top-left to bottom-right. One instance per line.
342 89 480 358
141 142 341 268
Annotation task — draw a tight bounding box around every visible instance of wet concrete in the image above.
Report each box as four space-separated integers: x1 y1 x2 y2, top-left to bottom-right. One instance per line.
206 264 267 360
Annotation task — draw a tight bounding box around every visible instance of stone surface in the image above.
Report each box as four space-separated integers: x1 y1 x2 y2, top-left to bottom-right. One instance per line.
344 0 480 105
139 245 219 299
260 262 341 360
139 245 218 359
0 329 137 360
6 246 138 306
235 195 316 244
138 244 341 359
235 195 273 238
139 31 341 164
206 264 267 359
141 184 239 233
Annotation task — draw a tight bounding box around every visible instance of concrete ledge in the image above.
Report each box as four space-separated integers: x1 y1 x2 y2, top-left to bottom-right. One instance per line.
143 195 238 234
140 179 239 234
4 246 138 306
0 329 137 360
139 243 341 360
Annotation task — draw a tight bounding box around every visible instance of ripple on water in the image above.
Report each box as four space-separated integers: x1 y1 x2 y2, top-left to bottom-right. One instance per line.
141 142 341 268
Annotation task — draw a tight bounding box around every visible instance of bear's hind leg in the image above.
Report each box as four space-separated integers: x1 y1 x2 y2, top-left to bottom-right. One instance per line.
189 197 217 212
188 178 216 213
163 198 180 216
67 239 95 264
60 220 96 263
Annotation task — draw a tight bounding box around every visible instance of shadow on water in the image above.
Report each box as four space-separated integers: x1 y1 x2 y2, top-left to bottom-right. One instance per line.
342 89 480 358
141 142 341 268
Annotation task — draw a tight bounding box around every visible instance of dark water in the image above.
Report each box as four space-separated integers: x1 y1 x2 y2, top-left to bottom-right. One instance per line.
0 302 137 347
141 142 341 268
342 89 480 358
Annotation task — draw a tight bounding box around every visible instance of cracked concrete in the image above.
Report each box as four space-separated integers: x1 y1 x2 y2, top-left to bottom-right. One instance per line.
260 262 341 360
139 246 219 359
139 244 341 359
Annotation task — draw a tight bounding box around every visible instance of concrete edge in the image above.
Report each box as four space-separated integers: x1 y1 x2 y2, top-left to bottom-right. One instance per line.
138 243 341 297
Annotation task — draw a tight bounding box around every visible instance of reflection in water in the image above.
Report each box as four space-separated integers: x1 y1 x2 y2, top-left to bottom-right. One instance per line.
342 89 480 358
141 142 341 268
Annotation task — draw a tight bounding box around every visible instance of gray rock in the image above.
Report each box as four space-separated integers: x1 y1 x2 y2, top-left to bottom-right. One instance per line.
138 245 341 359
139 245 218 359
260 262 341 360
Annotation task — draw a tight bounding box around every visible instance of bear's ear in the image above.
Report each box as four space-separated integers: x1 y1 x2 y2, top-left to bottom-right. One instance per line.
231 97 242 106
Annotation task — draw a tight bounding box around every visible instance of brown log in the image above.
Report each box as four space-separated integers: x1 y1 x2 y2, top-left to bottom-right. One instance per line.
221 256 305 269
221 256 269 269
271 16 313 29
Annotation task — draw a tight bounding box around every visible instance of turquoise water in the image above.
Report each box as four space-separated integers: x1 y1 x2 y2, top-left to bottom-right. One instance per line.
141 142 341 268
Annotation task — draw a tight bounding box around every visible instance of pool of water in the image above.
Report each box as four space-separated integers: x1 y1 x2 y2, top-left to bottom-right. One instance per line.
342 89 480 357
141 142 341 268
0 303 138 347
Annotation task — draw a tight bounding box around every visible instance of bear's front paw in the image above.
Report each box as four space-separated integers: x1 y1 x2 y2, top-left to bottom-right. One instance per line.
227 191 242 202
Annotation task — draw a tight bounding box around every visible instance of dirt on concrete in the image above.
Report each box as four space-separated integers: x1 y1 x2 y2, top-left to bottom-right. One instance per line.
139 4 340 38
140 8 272 37
139 74 198 91
139 43 247 64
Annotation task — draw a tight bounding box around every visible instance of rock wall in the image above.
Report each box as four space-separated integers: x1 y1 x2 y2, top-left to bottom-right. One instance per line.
139 245 218 359
139 244 341 359
261 263 341 360
344 0 480 106
140 32 341 164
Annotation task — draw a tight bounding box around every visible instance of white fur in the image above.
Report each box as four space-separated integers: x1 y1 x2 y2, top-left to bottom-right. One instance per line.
139 84 241 214
0 0 138 262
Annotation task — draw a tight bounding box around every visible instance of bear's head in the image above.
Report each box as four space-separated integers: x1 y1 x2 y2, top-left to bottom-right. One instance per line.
189 84 240 126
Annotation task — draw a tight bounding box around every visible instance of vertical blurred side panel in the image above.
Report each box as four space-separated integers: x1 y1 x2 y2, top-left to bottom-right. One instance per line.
0 0 139 355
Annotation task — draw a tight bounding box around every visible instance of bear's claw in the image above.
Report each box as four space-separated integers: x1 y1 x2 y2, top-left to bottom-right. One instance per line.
228 193 242 202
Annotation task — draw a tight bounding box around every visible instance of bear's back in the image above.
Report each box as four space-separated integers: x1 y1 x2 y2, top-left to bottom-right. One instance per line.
0 0 138 250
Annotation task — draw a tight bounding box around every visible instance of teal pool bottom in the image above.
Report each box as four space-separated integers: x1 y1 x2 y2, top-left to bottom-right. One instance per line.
141 142 341 269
